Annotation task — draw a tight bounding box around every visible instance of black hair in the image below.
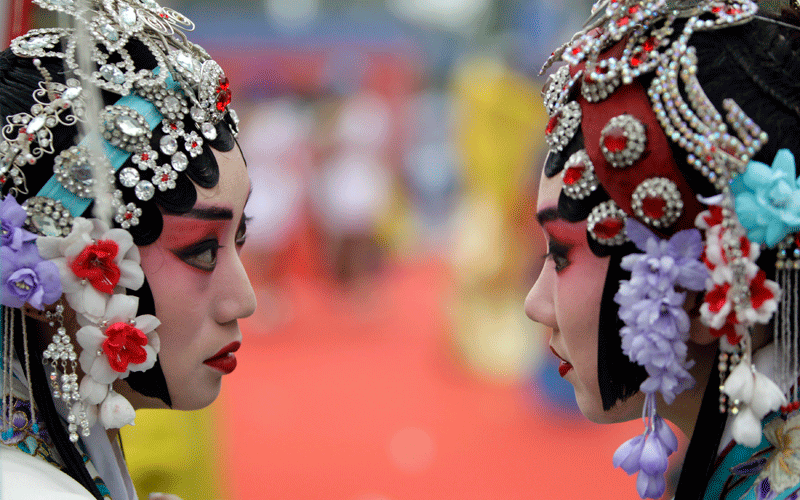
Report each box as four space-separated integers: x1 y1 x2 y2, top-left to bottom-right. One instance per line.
0 36 239 496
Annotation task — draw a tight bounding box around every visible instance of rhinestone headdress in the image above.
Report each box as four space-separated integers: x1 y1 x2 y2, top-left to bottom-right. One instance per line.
540 1 800 498
1 0 238 445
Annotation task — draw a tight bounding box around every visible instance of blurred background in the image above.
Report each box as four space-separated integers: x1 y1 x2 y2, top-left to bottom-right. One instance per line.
4 1 687 498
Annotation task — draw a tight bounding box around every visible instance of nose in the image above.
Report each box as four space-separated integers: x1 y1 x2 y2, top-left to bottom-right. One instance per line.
214 250 257 324
525 265 556 329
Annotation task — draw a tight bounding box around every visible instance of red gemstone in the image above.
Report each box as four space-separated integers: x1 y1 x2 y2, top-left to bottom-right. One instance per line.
159 12 169 19
712 6 722 13
631 51 643 67
546 114 560 135
124 212 133 220
218 77 230 91
628 5 640 14
643 37 656 52
594 217 624 239
795 233 800 248
216 89 231 111
726 7 742 14
603 127 628 153
191 141 198 148
170 123 177 130
571 45 582 55
141 153 149 161
642 196 666 219
161 174 169 182
617 16 630 27
0 176 6 184
563 164 586 185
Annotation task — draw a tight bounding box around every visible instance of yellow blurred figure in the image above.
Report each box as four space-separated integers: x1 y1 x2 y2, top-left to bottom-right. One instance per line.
121 408 220 500
448 56 549 382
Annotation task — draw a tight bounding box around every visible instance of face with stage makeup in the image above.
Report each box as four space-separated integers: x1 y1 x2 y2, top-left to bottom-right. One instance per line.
131 146 256 410
526 171 645 423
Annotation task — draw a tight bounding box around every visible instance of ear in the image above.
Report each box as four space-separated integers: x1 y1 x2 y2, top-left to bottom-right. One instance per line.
686 292 717 346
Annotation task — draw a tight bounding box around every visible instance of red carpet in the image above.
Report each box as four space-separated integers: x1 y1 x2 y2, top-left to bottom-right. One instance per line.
220 259 666 499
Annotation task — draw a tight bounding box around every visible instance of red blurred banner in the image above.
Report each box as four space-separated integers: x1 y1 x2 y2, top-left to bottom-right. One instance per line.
5 0 32 48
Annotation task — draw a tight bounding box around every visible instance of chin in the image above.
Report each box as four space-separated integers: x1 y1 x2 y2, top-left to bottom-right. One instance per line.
167 377 223 411
576 390 645 424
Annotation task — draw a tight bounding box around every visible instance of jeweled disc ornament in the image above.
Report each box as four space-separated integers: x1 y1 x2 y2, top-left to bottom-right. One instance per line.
587 199 629 246
562 150 599 200
600 114 647 168
22 196 73 237
100 105 151 152
545 101 582 153
630 177 683 228
53 145 98 198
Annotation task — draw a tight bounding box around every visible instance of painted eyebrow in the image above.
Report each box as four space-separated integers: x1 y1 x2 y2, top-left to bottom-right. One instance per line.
182 205 234 221
536 207 562 225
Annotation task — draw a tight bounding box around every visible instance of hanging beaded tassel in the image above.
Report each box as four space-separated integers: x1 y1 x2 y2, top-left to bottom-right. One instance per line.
41 303 90 442
718 341 744 414
776 234 800 413
1 306 13 441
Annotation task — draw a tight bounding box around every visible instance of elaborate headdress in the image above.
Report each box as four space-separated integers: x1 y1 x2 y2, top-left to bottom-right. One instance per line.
0 0 237 491
540 0 800 497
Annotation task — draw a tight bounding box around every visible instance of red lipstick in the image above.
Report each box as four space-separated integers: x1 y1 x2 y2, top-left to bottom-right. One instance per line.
550 346 573 377
204 341 240 374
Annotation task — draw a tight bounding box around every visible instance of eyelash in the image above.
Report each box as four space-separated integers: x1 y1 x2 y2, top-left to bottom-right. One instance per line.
543 241 570 273
236 217 250 247
175 239 220 272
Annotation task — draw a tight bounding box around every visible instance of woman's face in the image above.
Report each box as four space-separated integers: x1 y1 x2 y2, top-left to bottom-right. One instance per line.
135 146 257 410
525 172 643 423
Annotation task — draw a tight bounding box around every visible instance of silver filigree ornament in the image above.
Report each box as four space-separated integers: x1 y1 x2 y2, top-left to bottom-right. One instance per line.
100 105 151 153
87 13 131 54
5 0 238 231
9 28 66 59
32 0 79 15
22 197 74 237
0 79 87 196
53 145 113 199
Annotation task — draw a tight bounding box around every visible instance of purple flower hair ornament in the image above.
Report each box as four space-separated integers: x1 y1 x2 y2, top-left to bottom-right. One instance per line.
0 244 62 310
612 220 708 499
0 196 36 251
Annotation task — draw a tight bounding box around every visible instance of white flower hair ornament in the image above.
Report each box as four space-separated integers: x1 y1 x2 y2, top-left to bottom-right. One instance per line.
76 294 160 429
37 217 145 322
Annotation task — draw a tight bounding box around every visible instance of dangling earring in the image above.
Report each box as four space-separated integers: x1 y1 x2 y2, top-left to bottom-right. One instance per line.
41 302 90 442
